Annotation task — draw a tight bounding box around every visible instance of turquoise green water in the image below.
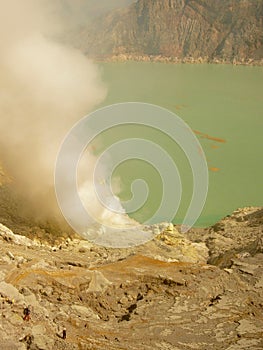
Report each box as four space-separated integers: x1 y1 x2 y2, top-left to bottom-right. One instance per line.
96 62 263 227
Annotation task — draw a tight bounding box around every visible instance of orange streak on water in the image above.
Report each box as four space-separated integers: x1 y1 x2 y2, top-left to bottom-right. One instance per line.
193 130 226 143
210 167 220 172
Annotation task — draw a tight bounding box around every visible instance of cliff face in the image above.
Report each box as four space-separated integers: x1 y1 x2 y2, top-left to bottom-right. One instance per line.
73 0 263 63
60 0 135 21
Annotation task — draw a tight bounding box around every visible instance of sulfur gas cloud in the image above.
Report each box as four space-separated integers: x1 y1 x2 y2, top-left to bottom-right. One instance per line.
0 0 108 223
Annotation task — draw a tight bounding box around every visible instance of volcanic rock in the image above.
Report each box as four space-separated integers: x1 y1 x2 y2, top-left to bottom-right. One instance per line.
0 207 262 349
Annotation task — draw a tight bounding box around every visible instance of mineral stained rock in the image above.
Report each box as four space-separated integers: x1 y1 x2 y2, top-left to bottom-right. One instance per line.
0 207 262 349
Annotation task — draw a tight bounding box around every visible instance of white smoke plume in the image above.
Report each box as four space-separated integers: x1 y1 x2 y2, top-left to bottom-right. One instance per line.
77 150 137 231
0 0 107 221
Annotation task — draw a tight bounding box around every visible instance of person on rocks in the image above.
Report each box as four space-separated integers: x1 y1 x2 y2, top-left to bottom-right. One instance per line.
23 306 31 321
62 327 67 340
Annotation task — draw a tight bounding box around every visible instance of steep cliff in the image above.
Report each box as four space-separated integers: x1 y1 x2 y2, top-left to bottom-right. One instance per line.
72 0 263 64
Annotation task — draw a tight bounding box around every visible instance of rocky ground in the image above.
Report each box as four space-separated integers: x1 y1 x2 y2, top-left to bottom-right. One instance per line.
0 202 262 349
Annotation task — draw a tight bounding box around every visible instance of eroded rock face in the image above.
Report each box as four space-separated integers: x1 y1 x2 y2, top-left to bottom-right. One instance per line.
0 207 262 349
70 0 263 65
185 207 263 267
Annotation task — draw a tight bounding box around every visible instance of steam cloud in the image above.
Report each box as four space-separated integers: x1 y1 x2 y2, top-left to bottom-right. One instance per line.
0 0 107 222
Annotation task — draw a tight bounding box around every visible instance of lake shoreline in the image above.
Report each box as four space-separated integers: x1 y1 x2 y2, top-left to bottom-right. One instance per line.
92 54 263 66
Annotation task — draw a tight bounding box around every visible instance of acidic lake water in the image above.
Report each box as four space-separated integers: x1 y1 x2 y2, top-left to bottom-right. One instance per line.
95 62 263 227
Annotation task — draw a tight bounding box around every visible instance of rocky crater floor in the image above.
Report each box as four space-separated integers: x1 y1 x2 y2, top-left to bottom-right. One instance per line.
0 206 263 350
